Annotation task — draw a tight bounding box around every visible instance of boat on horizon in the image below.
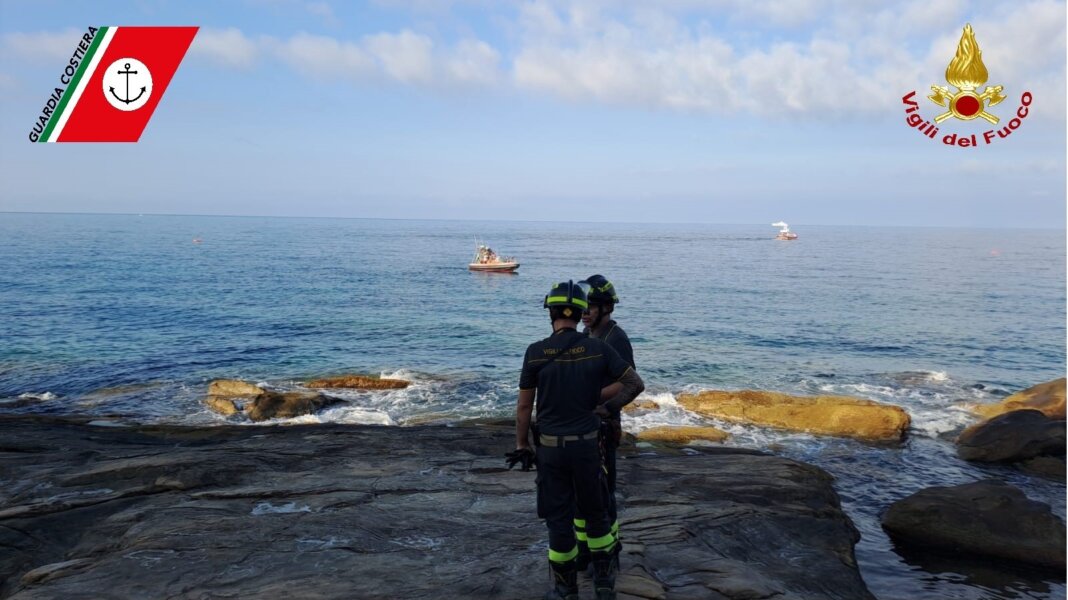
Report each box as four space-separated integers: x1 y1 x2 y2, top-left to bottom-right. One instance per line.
772 221 798 241
468 243 519 273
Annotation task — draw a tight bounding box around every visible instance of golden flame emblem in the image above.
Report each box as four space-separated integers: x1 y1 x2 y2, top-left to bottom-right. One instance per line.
928 24 1006 124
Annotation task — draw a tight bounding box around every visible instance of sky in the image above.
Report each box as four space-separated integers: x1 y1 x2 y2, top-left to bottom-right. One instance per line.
0 0 1064 227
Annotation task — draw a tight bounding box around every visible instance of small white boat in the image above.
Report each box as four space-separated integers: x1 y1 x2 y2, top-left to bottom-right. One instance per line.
469 244 519 272
772 221 798 240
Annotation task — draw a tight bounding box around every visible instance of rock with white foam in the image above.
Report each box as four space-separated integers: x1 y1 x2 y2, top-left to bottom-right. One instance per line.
246 391 341 422
677 389 911 441
636 425 729 444
202 380 342 422
305 374 409 390
204 379 264 416
207 379 264 397
969 378 1066 421
622 398 660 413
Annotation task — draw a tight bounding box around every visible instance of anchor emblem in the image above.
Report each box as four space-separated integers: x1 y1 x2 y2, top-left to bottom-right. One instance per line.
102 57 153 112
109 62 146 104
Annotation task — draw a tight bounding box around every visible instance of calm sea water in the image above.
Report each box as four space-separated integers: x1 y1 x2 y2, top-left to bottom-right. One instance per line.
1 213 1064 599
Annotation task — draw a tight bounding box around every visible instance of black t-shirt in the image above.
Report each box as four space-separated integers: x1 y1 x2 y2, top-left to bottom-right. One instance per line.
585 320 635 392
590 320 635 370
519 328 632 436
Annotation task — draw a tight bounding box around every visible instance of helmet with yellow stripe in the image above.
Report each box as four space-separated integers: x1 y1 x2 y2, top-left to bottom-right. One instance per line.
580 274 618 305
543 280 588 320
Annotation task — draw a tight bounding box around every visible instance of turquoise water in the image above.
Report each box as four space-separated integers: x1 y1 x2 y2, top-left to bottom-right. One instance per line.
1 213 1065 598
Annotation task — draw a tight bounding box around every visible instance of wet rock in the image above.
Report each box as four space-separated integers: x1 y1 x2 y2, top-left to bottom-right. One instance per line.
971 378 1066 420
19 559 94 586
636 425 728 444
881 480 1066 570
207 379 264 397
305 374 409 389
957 409 1066 463
204 380 264 416
77 383 164 408
246 391 340 422
203 396 242 416
0 416 873 599
622 398 660 413
203 382 341 421
0 396 49 410
677 389 910 441
1019 456 1067 481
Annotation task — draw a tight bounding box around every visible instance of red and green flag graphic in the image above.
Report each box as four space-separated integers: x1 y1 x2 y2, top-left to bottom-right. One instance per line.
30 26 198 142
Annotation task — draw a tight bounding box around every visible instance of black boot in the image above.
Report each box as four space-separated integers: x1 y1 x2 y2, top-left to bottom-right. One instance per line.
544 559 578 600
592 554 617 600
575 541 591 574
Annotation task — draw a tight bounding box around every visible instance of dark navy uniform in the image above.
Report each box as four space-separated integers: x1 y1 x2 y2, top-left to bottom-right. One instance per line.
519 327 632 571
586 319 633 543
593 321 634 373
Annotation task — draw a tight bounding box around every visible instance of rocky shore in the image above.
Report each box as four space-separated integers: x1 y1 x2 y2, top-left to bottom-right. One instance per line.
0 416 873 600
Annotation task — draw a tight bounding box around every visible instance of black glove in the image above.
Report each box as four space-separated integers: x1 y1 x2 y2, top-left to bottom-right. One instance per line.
505 447 536 471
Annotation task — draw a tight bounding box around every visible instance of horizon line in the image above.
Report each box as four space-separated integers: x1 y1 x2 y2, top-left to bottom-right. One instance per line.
1 210 1065 231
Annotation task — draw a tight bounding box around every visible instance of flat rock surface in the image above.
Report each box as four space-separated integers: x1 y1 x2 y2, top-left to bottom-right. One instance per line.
0 417 872 600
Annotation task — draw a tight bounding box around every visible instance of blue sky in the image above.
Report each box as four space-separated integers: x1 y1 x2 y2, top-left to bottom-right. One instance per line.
0 0 1064 227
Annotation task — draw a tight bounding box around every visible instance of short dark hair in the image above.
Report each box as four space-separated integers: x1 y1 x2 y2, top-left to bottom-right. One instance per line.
549 306 580 322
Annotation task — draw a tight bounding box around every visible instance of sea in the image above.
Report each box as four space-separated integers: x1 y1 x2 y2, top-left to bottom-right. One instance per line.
1 213 1064 600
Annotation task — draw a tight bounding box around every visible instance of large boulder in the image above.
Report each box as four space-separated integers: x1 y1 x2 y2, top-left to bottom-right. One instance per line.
881 480 1066 570
305 375 409 390
956 409 1066 463
246 391 340 422
971 378 1065 420
636 425 728 444
676 390 910 441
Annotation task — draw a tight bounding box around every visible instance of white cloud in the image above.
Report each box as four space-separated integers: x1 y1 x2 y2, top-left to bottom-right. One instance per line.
730 0 829 28
9 1 1058 120
507 0 1066 119
272 30 501 87
274 32 375 79
189 28 260 69
365 30 435 84
1 29 86 63
444 39 502 86
306 2 340 26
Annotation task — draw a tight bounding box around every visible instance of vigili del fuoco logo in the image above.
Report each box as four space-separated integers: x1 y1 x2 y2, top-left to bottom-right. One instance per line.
901 24 1032 148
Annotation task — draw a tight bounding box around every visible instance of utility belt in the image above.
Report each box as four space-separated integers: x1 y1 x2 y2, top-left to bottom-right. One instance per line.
538 428 600 448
